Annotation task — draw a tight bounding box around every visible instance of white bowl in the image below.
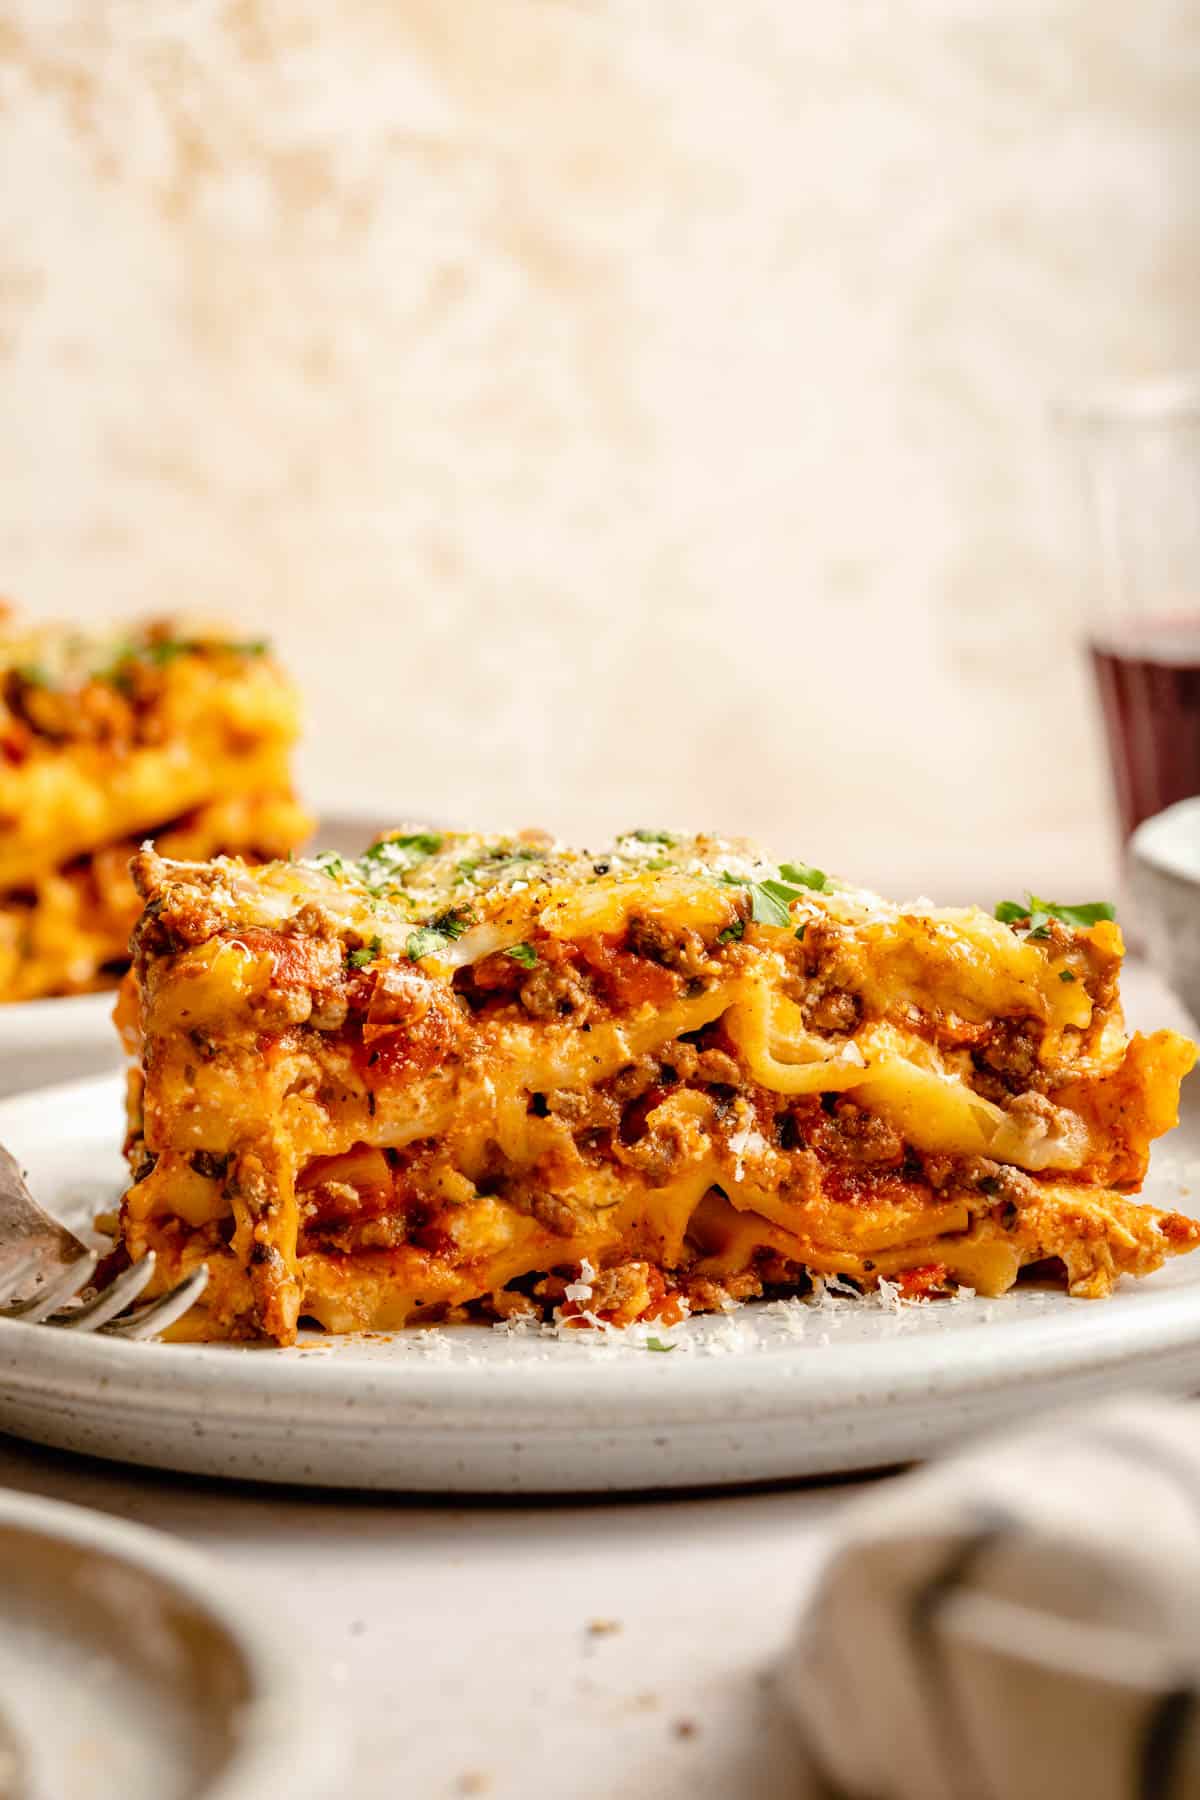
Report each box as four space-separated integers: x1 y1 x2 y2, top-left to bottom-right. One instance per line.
0 1487 337 1799
1131 797 1200 1024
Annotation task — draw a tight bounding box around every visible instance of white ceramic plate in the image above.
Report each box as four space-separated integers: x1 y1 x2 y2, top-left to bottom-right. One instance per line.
0 809 402 1101
2 1075 1200 1494
0 991 117 1101
0 1487 337 1800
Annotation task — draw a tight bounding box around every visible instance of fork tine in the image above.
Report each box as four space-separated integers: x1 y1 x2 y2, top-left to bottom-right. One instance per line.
0 1249 43 1308
102 1264 209 1340
3 1252 98 1323
52 1254 157 1332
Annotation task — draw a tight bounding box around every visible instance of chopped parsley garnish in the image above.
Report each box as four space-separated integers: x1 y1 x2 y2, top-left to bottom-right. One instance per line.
645 1337 676 1353
405 927 448 962
1035 897 1116 930
358 833 444 892
347 935 382 969
431 906 474 941
144 639 195 667
150 636 268 664
718 920 745 945
94 640 140 688
312 850 346 879
778 861 828 892
455 845 543 885
504 942 539 968
96 636 270 687
630 829 676 846
995 895 1116 939
1058 969 1077 983
403 906 475 961
749 877 817 928
993 900 1028 925
714 865 831 928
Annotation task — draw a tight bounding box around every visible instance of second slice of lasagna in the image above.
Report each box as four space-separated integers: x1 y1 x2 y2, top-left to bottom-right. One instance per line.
0 614 311 1001
114 831 1199 1343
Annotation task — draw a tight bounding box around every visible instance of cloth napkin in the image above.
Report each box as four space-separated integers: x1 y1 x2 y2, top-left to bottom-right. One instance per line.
779 1396 1200 1800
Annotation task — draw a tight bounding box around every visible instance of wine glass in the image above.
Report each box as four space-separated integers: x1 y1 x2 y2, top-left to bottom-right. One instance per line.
1059 377 1200 845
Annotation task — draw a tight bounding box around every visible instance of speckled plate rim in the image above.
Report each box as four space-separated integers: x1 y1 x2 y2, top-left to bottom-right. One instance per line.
1 1073 1200 1490
0 1487 341 1800
9 1245 1200 1423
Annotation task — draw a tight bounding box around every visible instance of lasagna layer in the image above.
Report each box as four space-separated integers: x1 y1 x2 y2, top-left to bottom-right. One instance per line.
114 831 1199 1343
0 785 309 1002
0 615 312 1000
0 619 306 891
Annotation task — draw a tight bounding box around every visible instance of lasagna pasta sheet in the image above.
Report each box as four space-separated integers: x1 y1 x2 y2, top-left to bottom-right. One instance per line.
113 829 1198 1343
0 616 311 1000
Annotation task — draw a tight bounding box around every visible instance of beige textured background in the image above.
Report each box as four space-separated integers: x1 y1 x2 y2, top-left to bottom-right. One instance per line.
2 1 1197 898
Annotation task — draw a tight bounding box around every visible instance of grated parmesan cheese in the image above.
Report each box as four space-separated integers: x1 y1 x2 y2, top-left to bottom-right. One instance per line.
563 1258 597 1304
727 1119 770 1182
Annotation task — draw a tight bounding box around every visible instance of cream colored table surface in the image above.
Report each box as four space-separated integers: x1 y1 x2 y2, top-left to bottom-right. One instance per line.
0 1434 846 1798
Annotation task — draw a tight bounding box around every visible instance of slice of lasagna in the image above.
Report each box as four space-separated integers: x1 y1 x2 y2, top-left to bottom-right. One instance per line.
114 830 1199 1344
0 614 311 1001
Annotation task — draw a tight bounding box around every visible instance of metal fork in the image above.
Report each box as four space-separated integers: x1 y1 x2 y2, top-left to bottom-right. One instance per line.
0 1145 207 1339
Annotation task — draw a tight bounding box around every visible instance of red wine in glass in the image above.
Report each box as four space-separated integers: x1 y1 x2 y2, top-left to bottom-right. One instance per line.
1090 615 1200 840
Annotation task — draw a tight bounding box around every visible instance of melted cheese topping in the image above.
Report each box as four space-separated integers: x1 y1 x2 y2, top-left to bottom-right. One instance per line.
0 621 304 889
